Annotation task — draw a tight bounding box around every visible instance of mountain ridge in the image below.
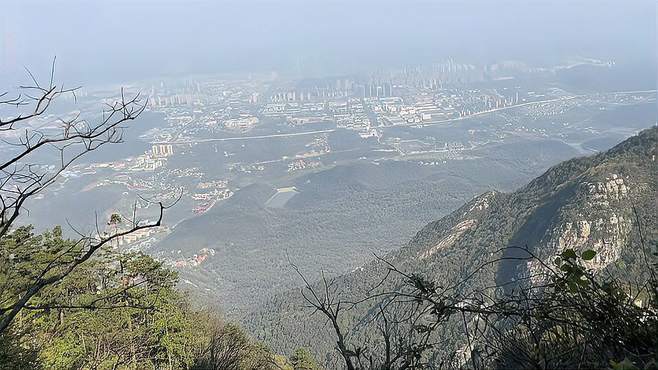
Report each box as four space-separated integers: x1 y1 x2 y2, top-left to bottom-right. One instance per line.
244 126 657 363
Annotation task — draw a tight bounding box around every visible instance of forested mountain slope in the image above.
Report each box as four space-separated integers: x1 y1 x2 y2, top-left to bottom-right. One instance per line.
244 126 657 365
157 139 579 312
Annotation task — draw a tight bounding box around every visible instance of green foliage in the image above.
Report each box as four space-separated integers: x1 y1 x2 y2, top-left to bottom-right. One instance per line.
290 347 320 370
554 248 596 292
190 320 281 370
0 226 282 370
108 214 123 226
610 358 641 370
0 325 40 370
0 226 82 310
494 246 658 369
581 249 597 261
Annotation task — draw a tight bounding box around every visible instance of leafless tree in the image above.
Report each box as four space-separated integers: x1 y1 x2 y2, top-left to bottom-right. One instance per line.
193 318 279 370
0 61 169 334
295 240 658 369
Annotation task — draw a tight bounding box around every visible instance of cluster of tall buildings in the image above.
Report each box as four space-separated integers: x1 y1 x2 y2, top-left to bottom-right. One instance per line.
358 81 394 98
269 78 395 102
151 144 174 157
148 80 203 108
150 94 194 107
383 60 487 90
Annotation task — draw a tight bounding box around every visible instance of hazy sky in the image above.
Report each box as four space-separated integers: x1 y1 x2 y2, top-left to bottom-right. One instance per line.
1 0 656 85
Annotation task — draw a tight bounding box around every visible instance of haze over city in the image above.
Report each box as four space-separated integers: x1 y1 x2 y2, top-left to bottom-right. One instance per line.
0 1 656 369
2 0 655 83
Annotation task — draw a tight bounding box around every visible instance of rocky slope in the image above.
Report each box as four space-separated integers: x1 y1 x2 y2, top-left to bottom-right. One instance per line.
243 126 657 364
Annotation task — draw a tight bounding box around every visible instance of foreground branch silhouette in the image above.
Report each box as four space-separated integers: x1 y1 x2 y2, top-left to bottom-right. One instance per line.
295 235 658 369
0 63 168 334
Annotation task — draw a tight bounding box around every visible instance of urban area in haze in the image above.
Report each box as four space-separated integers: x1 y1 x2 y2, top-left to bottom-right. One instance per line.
1 1 656 369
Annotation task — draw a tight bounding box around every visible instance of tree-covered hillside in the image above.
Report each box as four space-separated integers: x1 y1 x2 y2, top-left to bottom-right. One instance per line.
244 126 657 368
156 139 580 313
0 226 311 369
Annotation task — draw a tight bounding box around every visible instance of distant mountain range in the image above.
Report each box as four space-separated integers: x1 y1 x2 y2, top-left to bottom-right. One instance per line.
244 126 657 364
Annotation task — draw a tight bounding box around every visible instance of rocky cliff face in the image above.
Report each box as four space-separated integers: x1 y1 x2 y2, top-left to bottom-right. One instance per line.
244 127 657 363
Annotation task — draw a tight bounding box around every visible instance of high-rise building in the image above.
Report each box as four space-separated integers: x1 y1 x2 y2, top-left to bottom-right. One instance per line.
152 144 174 157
